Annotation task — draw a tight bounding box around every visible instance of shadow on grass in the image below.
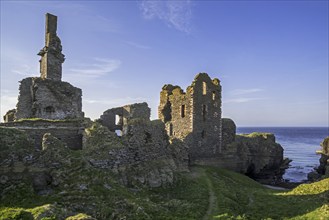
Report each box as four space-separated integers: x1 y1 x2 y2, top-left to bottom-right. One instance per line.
206 167 329 219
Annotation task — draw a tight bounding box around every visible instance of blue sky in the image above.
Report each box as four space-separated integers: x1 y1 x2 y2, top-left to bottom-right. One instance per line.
1 0 328 126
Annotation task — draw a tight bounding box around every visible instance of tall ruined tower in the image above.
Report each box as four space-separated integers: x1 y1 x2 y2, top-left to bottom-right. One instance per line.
38 13 65 81
158 73 222 163
11 13 83 121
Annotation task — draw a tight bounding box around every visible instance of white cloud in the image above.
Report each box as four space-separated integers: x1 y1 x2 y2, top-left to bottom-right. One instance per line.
230 88 263 95
67 58 121 78
0 92 18 122
140 0 192 33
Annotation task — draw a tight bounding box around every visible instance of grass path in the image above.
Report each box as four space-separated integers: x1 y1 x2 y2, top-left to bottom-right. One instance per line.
201 168 218 220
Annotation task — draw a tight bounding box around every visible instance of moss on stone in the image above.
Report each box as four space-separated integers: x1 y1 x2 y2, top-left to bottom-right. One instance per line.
0 127 34 161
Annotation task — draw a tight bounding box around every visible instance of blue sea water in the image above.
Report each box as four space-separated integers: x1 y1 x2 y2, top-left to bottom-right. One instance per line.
237 127 329 182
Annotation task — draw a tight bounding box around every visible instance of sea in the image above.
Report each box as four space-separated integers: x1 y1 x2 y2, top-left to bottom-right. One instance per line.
237 127 329 183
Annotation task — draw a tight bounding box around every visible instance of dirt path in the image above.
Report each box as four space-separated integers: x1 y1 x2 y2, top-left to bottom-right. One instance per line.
202 169 218 220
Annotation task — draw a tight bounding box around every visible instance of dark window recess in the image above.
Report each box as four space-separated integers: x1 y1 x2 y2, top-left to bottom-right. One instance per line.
201 130 206 139
181 105 185 118
202 105 207 121
169 123 173 136
44 106 55 113
145 132 152 143
212 91 216 100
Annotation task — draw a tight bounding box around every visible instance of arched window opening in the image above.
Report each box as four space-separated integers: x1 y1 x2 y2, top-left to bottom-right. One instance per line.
115 130 122 137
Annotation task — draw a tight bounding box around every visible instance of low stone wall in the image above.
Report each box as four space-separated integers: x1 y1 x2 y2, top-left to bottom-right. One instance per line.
0 120 84 150
84 120 189 187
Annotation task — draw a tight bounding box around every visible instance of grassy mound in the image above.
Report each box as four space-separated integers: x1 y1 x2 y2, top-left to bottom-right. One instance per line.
1 165 328 219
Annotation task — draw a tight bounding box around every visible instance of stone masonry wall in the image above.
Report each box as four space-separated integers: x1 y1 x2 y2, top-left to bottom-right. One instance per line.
158 73 222 163
100 102 150 135
0 120 83 150
15 77 83 120
190 73 222 159
84 119 188 187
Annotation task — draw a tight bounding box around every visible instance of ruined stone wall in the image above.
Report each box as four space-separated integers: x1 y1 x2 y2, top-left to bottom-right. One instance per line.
84 119 188 187
158 85 193 139
15 78 34 119
189 73 222 160
158 73 222 163
100 102 150 135
0 120 83 150
15 77 83 120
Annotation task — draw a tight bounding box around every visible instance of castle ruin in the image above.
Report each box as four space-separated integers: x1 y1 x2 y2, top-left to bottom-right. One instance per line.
5 13 84 121
158 73 222 163
2 13 84 149
1 13 286 183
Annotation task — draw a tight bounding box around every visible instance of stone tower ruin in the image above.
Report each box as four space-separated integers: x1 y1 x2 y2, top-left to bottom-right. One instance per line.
2 13 84 150
11 13 83 121
38 13 65 81
158 73 222 163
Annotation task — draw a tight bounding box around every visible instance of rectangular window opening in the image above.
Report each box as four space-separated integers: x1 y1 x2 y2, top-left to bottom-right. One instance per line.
203 82 207 95
181 105 185 118
202 104 207 121
169 123 173 136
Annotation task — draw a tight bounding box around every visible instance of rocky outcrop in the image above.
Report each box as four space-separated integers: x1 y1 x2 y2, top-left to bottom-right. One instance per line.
308 136 329 181
317 136 329 176
235 133 288 183
221 119 289 183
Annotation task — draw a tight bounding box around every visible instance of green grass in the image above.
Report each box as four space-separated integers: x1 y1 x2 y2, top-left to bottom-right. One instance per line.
1 166 328 219
205 167 329 220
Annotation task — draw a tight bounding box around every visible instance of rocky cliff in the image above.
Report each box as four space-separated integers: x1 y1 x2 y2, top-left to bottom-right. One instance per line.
221 119 289 184
308 136 329 181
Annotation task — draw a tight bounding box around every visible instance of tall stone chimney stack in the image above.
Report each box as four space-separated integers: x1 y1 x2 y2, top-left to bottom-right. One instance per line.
38 13 65 81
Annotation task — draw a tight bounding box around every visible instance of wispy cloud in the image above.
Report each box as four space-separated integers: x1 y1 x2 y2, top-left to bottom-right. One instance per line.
223 97 267 104
11 64 38 77
84 97 146 107
230 88 263 95
67 58 121 78
124 41 151 49
288 100 328 106
224 88 266 103
140 0 193 33
88 15 120 33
